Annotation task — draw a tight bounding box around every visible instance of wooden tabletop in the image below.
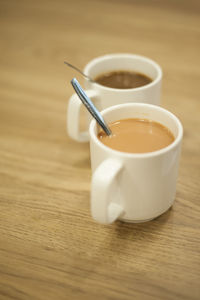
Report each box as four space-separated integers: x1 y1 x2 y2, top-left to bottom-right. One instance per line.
0 0 200 299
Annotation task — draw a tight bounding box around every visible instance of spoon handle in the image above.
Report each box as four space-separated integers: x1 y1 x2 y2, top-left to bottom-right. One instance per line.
71 78 112 136
64 61 95 82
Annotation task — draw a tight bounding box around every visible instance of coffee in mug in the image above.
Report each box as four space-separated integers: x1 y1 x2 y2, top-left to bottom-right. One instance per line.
95 71 152 89
98 118 174 153
89 103 183 224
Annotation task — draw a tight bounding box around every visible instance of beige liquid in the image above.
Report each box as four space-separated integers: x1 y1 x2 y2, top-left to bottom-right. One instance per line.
98 118 175 153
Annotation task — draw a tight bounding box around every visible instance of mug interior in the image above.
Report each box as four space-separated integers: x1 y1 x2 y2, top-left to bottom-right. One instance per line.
90 103 183 156
84 54 162 84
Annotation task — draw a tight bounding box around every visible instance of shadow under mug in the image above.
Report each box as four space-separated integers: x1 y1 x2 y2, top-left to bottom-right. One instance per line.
67 53 162 142
89 103 183 225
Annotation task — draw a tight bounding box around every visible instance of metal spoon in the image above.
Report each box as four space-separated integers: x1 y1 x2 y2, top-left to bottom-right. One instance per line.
64 61 95 83
71 78 112 136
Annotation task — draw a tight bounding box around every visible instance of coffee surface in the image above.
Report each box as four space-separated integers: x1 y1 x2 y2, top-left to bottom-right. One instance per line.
98 118 175 153
94 70 152 89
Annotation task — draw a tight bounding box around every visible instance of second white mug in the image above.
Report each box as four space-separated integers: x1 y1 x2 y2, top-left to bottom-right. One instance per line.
89 103 183 225
67 53 162 142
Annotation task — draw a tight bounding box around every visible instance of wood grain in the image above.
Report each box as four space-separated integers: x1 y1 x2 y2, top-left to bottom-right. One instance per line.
0 0 200 299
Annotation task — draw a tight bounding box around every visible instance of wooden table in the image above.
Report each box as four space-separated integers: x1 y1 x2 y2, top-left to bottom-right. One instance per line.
0 0 200 299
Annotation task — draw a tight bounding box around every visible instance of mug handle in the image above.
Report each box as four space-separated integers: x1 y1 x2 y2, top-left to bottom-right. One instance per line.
67 90 98 142
91 158 124 224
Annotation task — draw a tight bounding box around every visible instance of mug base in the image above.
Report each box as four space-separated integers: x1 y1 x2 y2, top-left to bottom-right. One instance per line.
119 204 173 223
118 217 154 223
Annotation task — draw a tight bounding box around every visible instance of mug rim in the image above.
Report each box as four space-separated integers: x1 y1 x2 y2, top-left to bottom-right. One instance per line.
89 103 183 158
84 53 162 92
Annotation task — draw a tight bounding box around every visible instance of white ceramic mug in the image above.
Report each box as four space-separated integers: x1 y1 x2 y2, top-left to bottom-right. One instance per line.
67 53 162 142
89 103 183 225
